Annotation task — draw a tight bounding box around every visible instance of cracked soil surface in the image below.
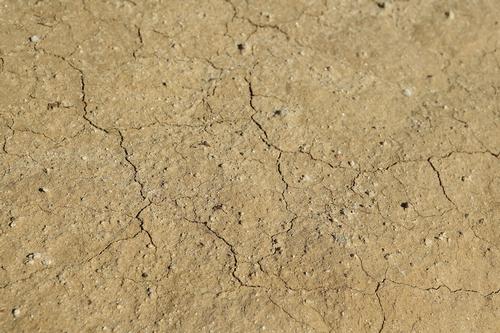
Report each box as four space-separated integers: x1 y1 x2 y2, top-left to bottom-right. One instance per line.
1 0 500 332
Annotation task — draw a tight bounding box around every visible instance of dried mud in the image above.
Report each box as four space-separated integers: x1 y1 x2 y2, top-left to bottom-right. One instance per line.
1 0 499 332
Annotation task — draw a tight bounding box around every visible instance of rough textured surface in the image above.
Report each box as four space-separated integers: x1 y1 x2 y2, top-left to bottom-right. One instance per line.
1 0 499 332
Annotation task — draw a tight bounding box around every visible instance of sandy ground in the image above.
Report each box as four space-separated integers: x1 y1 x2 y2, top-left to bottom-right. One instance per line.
1 0 499 332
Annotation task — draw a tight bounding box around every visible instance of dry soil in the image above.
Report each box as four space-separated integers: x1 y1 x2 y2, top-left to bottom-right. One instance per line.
1 0 500 332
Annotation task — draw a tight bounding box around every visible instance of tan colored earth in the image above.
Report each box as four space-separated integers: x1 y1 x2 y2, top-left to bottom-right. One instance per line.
1 0 499 332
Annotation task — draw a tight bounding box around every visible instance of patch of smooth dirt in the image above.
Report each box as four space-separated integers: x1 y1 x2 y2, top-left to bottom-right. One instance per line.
1 0 499 332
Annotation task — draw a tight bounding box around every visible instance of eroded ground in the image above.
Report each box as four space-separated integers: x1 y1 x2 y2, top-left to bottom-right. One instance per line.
1 0 499 332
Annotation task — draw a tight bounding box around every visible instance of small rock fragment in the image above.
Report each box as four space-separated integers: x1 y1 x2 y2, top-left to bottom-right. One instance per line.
402 88 413 97
25 252 42 264
436 232 449 241
12 308 21 318
29 35 41 43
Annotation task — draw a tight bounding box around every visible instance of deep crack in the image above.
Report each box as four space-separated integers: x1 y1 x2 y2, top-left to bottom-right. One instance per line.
118 129 147 200
427 157 459 210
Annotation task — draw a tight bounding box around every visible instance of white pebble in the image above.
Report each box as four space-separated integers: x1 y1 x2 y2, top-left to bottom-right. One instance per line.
33 252 41 259
12 308 21 318
29 35 41 43
402 88 413 97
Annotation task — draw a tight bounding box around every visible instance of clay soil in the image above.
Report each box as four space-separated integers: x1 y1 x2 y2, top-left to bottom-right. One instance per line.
1 0 499 332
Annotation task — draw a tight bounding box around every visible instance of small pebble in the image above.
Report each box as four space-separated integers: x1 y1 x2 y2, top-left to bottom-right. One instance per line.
12 308 21 318
30 252 41 259
402 88 413 97
25 252 42 264
29 35 40 43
